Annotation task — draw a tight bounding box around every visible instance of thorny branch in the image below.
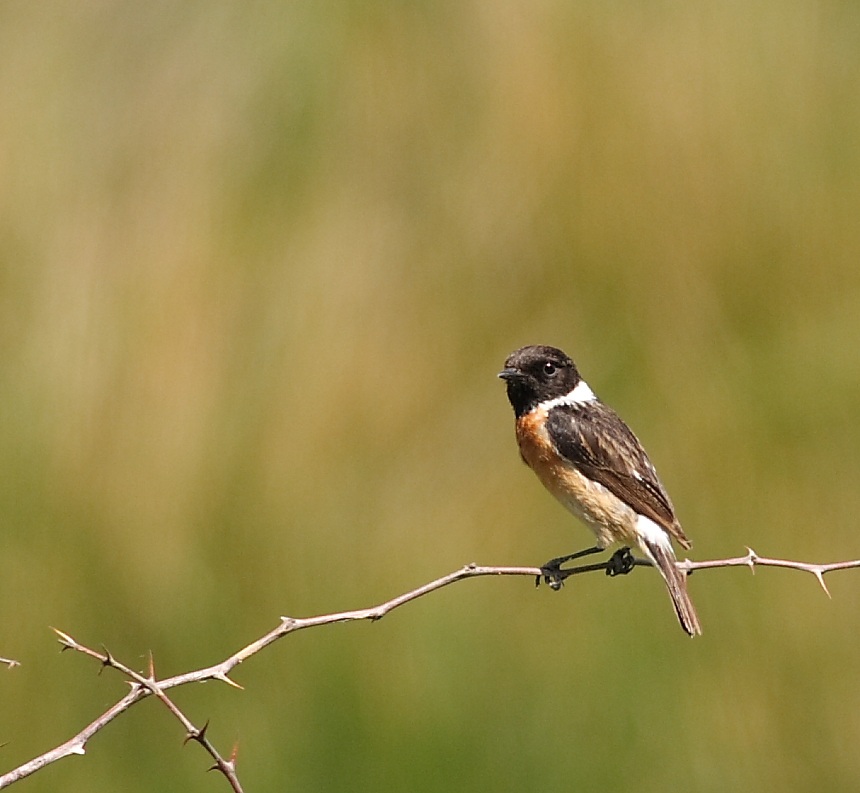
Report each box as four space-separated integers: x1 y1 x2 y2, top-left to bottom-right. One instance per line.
0 548 858 789
50 634 244 793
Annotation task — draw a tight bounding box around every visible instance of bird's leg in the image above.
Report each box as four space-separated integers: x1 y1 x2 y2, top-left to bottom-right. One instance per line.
538 546 639 589
538 546 603 589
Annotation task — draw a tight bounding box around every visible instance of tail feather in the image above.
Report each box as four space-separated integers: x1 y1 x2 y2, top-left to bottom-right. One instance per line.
640 538 702 637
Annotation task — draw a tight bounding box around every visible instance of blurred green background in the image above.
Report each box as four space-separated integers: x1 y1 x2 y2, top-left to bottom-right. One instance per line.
1 1 860 791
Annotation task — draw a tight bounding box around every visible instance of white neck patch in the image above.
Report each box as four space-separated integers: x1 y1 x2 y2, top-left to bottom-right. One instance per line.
539 379 597 410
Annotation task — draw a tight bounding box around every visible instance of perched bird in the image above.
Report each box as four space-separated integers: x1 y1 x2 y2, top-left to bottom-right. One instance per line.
499 345 701 636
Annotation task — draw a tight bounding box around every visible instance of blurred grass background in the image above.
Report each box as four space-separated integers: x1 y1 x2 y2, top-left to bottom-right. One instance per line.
1 1 860 790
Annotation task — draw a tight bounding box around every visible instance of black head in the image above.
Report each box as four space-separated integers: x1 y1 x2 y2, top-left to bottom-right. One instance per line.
498 345 581 417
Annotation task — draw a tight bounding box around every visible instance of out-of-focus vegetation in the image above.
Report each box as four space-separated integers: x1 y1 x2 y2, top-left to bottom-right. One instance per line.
1 2 860 790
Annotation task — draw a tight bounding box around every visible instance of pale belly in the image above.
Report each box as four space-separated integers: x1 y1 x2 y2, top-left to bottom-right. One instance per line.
538 463 639 548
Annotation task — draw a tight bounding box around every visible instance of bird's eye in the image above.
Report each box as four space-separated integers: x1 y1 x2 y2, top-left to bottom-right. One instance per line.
543 361 557 376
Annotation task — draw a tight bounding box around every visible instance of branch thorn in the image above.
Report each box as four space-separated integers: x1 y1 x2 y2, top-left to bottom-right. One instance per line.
215 672 244 690
184 719 209 746
98 645 115 674
52 627 77 651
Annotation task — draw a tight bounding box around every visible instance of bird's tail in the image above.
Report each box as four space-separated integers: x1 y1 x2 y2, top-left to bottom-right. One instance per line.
639 537 702 637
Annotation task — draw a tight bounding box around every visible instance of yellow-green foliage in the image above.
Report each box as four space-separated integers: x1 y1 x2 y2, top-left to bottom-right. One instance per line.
1 2 859 791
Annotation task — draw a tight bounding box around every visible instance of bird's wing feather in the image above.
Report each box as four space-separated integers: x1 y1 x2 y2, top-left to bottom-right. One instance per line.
545 403 690 547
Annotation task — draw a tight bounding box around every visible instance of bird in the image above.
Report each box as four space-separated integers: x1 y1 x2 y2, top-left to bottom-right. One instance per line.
499 344 701 636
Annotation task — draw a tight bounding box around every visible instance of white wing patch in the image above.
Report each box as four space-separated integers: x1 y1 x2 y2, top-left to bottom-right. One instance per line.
635 513 672 550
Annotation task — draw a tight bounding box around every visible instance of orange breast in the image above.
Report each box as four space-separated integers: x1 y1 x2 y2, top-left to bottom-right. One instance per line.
515 408 556 470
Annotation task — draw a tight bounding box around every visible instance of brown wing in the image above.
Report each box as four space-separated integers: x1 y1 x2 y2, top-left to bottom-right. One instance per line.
546 403 691 548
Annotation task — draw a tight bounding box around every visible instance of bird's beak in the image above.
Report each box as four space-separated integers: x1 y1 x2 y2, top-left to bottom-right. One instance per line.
498 368 520 381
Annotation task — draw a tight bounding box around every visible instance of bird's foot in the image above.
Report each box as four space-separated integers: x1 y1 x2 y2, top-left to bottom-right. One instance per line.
605 547 635 577
536 546 603 590
537 558 566 591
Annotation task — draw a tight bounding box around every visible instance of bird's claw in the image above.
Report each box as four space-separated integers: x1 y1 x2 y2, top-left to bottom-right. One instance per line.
536 547 604 590
536 553 576 590
536 564 566 590
605 547 635 577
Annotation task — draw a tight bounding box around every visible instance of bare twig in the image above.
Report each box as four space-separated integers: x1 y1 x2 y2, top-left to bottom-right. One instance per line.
680 547 860 597
1 551 858 789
